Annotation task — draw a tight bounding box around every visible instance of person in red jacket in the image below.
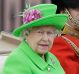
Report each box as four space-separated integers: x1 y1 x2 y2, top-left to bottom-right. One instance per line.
50 0 79 74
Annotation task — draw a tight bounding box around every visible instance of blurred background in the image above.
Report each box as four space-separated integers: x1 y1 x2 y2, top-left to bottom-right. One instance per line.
0 0 51 33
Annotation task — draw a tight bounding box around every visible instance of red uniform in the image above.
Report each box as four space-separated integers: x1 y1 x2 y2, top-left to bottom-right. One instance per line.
50 35 79 74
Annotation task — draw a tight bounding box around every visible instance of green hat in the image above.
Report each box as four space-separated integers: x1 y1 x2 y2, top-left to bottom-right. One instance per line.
13 4 68 37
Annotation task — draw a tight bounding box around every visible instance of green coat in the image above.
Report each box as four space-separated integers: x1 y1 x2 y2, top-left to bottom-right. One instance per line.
3 41 65 74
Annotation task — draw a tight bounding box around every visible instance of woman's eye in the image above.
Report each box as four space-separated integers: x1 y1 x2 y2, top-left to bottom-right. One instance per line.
37 31 43 34
47 32 53 35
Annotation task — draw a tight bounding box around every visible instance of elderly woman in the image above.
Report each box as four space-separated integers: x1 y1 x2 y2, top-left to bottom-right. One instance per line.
3 4 68 74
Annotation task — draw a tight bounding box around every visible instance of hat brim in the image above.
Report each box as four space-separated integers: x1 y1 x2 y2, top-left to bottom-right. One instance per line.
13 14 68 37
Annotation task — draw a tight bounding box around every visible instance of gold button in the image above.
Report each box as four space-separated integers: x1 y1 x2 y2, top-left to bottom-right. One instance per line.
48 67 51 72
74 33 77 36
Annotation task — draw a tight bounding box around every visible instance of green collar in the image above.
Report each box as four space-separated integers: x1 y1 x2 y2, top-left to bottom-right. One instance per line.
18 41 56 70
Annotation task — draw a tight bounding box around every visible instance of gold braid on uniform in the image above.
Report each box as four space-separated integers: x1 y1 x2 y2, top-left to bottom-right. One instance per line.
62 36 79 57
62 9 79 38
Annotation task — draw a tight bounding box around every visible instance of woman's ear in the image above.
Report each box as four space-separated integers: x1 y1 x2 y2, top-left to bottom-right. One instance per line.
60 10 65 13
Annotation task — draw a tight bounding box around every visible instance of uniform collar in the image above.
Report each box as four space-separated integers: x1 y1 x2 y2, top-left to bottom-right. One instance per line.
19 41 56 70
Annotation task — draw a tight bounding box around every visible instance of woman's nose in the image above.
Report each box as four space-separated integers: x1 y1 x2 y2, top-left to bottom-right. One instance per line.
42 33 49 41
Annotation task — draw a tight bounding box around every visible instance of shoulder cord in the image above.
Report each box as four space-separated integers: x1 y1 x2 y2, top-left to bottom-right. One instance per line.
62 36 79 57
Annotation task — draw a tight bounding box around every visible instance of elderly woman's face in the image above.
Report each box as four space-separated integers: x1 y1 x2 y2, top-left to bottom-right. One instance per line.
26 26 57 55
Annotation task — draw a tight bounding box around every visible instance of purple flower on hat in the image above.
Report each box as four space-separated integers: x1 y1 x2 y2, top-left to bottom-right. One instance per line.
23 9 42 24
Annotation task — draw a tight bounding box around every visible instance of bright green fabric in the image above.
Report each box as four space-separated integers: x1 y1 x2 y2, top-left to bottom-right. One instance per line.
3 41 65 74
